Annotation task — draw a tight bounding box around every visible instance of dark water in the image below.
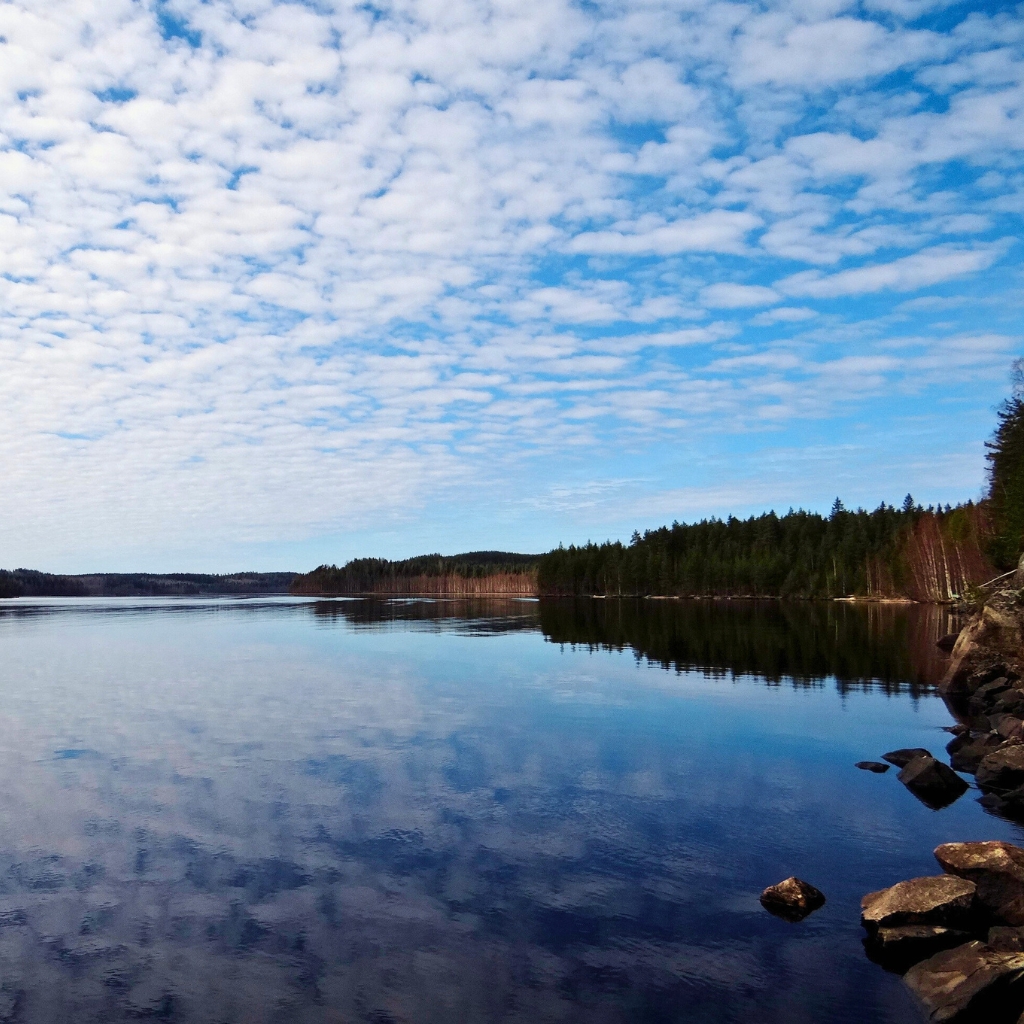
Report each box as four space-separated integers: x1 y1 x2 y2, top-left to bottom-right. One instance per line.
0 596 1017 1023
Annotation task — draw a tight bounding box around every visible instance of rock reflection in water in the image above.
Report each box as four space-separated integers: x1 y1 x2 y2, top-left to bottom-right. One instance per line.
0 597 998 1023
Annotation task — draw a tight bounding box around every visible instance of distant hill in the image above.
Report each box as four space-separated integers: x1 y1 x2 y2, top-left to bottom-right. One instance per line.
0 569 88 598
0 570 296 599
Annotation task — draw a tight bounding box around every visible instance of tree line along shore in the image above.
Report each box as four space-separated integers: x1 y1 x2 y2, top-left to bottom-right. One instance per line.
6 361 1024 604
0 571 296 600
0 501 1007 605
288 499 995 602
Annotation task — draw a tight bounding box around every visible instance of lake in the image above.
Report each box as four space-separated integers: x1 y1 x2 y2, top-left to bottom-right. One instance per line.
0 596 1017 1023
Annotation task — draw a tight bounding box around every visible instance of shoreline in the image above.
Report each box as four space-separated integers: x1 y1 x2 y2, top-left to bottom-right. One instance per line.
854 576 1024 1019
0 590 968 605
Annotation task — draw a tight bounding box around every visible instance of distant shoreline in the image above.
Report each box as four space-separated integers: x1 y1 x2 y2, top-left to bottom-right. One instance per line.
0 570 297 600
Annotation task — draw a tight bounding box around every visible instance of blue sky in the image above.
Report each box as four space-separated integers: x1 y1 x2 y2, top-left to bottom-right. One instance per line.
0 0 1021 572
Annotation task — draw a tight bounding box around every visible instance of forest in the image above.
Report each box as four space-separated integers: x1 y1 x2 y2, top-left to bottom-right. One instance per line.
535 500 993 601
290 552 539 596
533 364 1024 600
289 504 998 601
0 571 296 599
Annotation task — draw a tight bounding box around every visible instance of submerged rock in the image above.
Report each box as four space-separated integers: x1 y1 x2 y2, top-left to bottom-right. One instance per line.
759 877 825 921
861 876 977 931
883 748 933 768
904 941 1024 1023
898 755 969 809
935 842 1024 926
856 761 891 773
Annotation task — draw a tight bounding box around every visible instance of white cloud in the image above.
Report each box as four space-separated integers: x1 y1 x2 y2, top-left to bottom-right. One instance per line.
701 283 780 308
752 306 818 325
732 17 947 88
776 244 1007 298
567 211 761 256
0 0 1018 566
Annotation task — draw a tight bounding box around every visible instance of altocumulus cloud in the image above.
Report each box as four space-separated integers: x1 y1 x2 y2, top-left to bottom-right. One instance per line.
0 0 1021 568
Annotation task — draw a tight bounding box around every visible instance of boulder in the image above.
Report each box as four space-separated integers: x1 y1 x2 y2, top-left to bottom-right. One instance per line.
970 678 1013 714
949 733 1005 774
856 761 891 773
936 842 1024 925
941 597 1023 696
898 755 969 809
865 924 976 973
904 941 1024 1023
884 748 933 768
937 633 961 653
994 717 1024 743
990 927 1024 952
994 692 1024 717
760 876 825 921
981 785 1024 824
977 747 1024 793
861 876 977 930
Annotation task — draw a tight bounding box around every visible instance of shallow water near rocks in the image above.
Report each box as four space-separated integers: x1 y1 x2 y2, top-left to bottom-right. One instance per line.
0 596 1019 1023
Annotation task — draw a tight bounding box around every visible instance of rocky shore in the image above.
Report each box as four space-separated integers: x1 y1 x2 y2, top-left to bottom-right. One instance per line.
941 586 1024 817
857 569 1024 1021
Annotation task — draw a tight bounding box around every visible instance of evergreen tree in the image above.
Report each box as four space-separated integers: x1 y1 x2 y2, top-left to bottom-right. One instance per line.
986 358 1024 568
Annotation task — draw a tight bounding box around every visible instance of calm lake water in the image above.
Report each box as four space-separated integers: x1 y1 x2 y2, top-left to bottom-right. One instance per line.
0 596 1019 1023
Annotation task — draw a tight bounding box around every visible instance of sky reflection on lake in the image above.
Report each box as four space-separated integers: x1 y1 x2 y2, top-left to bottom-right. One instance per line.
0 597 1017 1023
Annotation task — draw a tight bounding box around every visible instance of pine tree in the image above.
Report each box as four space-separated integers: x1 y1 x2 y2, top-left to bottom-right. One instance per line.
986 359 1024 568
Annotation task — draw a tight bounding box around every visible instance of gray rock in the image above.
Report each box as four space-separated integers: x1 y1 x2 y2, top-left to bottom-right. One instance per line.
904 941 1024 1022
856 761 891 773
969 678 1013 714
977 747 1024 793
994 716 1024 742
949 732 1004 774
983 785 1024 823
937 633 961 653
866 924 976 973
995 693 1024 717
936 842 1024 925
861 876 977 930
759 876 825 921
898 755 969 809
884 748 933 768
990 926 1024 952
